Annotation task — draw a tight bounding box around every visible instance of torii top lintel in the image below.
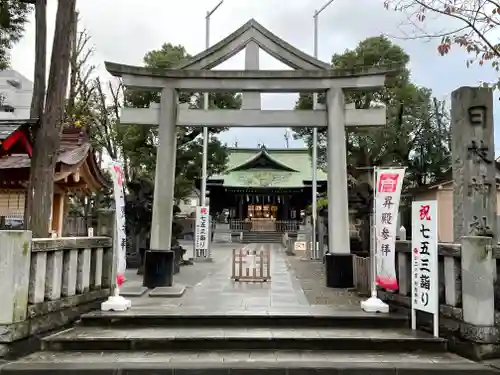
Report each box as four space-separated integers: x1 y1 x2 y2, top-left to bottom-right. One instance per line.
105 19 400 92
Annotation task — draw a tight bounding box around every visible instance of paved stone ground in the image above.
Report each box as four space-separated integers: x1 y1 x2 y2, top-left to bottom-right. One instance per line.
124 240 235 290
121 242 366 313
284 255 363 309
123 243 320 314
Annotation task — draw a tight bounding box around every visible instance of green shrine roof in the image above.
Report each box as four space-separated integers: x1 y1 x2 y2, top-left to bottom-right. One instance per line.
209 146 327 188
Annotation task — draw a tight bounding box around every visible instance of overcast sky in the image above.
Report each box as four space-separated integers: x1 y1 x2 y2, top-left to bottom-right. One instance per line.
9 0 500 152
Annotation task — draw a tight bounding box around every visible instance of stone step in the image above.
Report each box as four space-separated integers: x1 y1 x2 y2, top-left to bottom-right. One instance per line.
242 235 282 238
242 236 283 242
80 310 409 329
42 326 446 353
3 350 496 374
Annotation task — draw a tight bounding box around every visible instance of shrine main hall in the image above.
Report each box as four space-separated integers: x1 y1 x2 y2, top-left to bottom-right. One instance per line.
205 145 327 223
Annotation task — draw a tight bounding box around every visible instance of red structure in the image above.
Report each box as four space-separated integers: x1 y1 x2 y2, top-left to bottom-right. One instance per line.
0 122 108 235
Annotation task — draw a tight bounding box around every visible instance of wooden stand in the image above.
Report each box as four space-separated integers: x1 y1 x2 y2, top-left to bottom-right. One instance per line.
231 247 271 282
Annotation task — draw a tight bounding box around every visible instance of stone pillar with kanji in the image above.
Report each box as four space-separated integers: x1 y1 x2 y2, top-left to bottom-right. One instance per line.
452 86 498 352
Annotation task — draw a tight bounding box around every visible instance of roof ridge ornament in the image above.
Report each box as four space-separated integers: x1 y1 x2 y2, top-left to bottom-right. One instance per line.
228 147 297 172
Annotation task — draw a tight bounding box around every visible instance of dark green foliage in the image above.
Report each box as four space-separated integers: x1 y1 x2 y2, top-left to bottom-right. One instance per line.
0 1 33 69
121 43 240 198
120 43 241 247
294 35 451 191
295 36 451 252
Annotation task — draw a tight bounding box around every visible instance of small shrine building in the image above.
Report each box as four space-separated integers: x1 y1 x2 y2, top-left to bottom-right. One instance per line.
0 120 108 236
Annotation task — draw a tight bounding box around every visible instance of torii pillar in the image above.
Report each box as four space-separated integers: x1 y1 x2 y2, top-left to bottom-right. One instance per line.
143 87 178 290
325 87 353 287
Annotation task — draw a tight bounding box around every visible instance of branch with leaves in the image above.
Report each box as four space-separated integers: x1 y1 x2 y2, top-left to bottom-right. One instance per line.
384 0 500 74
0 0 33 69
294 36 451 189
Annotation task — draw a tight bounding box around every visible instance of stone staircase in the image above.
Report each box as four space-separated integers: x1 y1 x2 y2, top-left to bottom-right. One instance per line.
2 311 496 374
242 231 283 243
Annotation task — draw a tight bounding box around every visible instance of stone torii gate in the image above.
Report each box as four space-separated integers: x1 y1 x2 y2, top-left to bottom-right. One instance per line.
106 19 396 287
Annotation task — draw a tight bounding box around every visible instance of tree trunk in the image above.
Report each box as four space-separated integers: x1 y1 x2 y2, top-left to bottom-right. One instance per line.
24 0 47 230
29 0 46 119
26 0 77 238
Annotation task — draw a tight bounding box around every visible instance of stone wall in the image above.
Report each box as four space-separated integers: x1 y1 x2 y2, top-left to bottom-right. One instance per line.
0 232 113 359
358 240 500 360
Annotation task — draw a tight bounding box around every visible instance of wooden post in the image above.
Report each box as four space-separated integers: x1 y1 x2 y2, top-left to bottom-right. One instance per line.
238 249 243 279
232 248 236 278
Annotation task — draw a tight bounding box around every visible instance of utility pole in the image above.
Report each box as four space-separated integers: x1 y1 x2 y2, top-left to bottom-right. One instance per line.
311 0 335 259
200 0 224 207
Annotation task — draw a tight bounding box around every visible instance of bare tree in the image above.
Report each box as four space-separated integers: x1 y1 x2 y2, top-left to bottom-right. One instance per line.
26 0 77 237
67 29 97 127
67 10 79 116
385 0 500 72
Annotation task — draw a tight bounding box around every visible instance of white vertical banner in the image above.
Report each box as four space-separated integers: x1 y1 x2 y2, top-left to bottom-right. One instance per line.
411 200 439 337
194 206 210 259
374 168 406 291
109 161 127 288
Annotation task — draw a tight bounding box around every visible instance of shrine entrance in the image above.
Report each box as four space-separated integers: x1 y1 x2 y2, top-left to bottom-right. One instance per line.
247 204 278 219
106 18 394 282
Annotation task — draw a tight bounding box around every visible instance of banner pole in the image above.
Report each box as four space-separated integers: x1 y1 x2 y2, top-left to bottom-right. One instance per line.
370 167 377 299
360 166 389 314
101 160 132 312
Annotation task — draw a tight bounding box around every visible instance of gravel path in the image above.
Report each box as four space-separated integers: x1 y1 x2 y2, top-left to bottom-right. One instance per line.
284 252 363 310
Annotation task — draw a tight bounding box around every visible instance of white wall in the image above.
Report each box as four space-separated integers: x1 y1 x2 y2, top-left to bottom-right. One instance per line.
0 69 33 120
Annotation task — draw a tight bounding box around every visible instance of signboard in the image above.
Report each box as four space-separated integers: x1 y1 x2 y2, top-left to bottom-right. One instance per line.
194 206 210 259
294 241 306 251
245 252 256 269
109 161 127 288
374 168 405 291
411 200 439 336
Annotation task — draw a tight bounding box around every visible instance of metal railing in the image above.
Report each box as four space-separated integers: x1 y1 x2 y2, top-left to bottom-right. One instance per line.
229 219 300 232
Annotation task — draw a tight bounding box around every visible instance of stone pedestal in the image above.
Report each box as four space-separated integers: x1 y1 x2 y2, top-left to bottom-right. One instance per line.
325 253 353 288
143 250 174 289
461 236 495 326
214 223 231 242
0 231 32 324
